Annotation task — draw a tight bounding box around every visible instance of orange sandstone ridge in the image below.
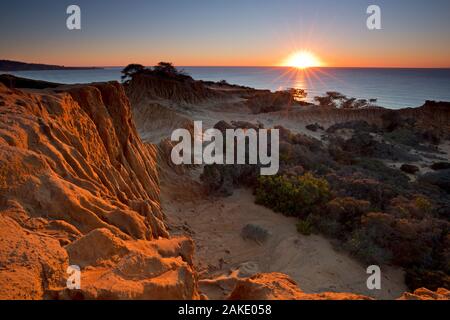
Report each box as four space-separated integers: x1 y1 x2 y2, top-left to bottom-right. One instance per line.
0 80 195 299
0 77 448 300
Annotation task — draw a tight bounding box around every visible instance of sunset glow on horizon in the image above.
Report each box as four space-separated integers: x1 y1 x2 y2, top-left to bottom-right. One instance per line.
280 51 323 69
1 1 450 68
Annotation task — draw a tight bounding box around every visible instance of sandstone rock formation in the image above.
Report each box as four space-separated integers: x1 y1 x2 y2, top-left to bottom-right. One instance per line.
126 73 221 105
0 80 197 299
228 273 372 300
398 287 450 300
60 229 197 299
228 273 450 300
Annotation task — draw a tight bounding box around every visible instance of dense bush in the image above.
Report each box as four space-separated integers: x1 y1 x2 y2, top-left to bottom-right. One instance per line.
255 171 448 291
306 197 371 240
325 197 370 234
388 196 433 219
327 173 396 210
384 128 421 148
356 212 447 267
345 228 392 264
328 145 356 165
355 158 410 187
308 194 449 290
405 268 450 291
313 91 374 109
255 173 331 218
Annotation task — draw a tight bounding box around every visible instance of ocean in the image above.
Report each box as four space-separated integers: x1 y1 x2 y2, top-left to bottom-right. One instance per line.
4 67 450 109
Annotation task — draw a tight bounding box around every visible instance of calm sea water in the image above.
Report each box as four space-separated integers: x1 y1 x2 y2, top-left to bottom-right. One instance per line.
4 67 450 109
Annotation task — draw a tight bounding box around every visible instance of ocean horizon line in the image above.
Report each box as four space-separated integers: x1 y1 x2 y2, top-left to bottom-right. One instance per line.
92 65 450 70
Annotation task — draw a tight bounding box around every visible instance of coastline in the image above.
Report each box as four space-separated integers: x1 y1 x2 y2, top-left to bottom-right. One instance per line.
3 66 450 109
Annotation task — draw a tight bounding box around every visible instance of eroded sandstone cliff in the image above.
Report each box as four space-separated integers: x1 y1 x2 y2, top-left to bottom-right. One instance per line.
0 80 197 299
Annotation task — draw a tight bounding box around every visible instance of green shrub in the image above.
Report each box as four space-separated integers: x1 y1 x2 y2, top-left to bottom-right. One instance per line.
296 219 313 236
345 229 392 264
255 172 331 218
415 196 433 215
356 157 409 188
384 128 421 149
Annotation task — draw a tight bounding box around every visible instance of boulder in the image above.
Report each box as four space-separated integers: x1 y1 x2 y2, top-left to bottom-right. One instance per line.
431 162 450 171
400 164 420 174
305 123 324 132
241 224 270 244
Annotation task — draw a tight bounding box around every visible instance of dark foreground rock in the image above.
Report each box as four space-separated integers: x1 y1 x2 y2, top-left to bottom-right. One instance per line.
431 162 450 171
401 164 420 174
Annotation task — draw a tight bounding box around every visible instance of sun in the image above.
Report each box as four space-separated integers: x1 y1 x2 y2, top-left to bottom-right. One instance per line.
282 51 322 69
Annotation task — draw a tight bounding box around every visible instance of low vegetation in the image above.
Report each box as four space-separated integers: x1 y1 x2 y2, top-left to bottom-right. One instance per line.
256 169 449 290
250 122 449 291
314 91 378 109
255 173 331 218
296 219 314 236
121 62 192 83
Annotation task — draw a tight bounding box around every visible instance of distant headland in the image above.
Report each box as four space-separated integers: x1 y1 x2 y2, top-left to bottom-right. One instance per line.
0 59 102 71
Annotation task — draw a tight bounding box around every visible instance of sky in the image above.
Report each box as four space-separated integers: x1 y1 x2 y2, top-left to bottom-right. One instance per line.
1 0 450 67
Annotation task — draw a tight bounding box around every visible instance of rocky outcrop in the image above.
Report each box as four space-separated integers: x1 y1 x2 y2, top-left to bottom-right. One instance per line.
0 81 197 299
402 101 450 137
228 273 372 300
398 287 450 300
246 90 295 114
400 164 420 174
228 273 450 300
60 229 197 299
0 81 165 240
0 214 68 299
272 101 450 142
126 73 222 105
131 101 193 144
431 162 450 171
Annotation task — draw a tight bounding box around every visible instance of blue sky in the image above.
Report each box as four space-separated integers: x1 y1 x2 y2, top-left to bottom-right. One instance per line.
1 0 449 67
